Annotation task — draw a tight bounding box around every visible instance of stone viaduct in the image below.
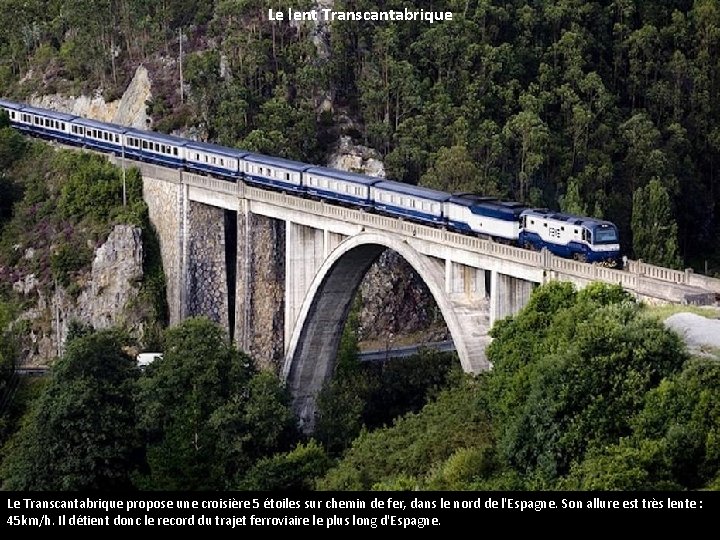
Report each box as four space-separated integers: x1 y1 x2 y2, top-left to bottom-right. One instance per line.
113 159 720 431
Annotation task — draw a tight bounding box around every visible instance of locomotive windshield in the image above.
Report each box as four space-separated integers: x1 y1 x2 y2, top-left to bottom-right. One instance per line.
593 226 618 244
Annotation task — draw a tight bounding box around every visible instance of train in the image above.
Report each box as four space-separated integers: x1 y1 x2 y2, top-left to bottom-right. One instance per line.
0 98 621 264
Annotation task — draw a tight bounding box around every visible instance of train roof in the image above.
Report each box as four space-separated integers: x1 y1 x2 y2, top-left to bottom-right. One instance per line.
125 127 189 146
373 181 452 202
15 104 77 122
450 195 528 219
185 140 250 158
305 166 381 186
244 153 312 171
521 208 617 228
0 99 24 111
73 116 129 133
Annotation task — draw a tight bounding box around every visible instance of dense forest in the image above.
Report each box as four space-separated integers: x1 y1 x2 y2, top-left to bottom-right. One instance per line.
1 283 719 490
0 1 719 269
2 1 720 490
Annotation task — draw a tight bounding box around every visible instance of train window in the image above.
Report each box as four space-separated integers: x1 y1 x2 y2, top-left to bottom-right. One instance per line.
574 229 578 234
285 173 290 181
173 148 178 156
561 226 565 231
142 141 148 149
220 159 224 166
530 220 535 225
543 223 547 227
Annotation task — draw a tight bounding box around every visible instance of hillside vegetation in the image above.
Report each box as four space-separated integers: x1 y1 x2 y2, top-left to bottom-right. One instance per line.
1 2 720 491
3 283 717 491
0 1 719 270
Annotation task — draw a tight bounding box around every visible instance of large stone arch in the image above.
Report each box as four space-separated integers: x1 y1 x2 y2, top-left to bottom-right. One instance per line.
282 232 483 432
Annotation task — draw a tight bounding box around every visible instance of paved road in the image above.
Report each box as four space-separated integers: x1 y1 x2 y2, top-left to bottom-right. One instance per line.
358 340 456 361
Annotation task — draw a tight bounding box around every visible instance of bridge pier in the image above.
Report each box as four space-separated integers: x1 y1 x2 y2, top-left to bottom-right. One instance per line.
285 221 344 353
489 270 535 327
185 201 229 328
234 204 286 369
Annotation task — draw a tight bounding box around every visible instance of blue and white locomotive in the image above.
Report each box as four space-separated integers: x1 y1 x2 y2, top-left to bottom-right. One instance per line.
519 209 620 263
0 98 621 265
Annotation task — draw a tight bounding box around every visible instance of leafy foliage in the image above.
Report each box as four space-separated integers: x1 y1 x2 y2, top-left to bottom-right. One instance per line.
0 330 141 490
487 282 687 485
317 375 492 490
135 317 297 490
238 440 332 491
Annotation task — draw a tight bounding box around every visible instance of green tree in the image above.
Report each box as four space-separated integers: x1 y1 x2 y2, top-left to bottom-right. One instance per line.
421 144 498 195
317 375 491 491
0 330 141 490
135 317 297 490
238 440 332 491
487 282 687 485
502 106 549 202
631 177 683 268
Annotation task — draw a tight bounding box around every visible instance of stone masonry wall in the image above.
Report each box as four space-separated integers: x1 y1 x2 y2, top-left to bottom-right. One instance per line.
142 176 182 324
187 201 229 329
236 210 285 371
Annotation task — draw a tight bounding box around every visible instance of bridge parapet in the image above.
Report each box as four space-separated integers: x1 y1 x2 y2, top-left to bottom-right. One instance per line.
627 260 687 284
130 159 720 305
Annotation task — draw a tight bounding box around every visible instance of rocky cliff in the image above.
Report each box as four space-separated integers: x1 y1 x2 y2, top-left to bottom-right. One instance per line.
14 225 149 365
30 65 151 128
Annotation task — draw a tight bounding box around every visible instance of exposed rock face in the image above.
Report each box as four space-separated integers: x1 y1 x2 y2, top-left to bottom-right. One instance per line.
31 91 119 122
327 136 386 178
112 65 152 128
15 225 146 365
30 65 151 128
358 250 449 346
76 224 144 329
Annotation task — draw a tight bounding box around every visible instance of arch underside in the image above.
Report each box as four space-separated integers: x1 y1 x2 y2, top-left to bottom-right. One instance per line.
283 232 485 432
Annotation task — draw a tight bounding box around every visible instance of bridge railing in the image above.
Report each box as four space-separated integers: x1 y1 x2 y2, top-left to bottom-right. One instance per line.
626 260 687 284
248 187 552 267
137 163 720 295
242 183 720 294
687 272 720 294
182 171 241 196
